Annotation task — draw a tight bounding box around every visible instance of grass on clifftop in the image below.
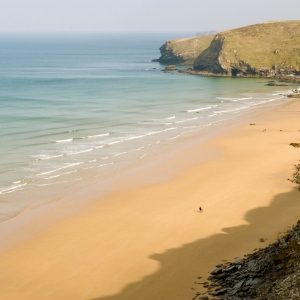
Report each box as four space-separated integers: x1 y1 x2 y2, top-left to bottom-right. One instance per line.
220 21 300 70
163 34 215 63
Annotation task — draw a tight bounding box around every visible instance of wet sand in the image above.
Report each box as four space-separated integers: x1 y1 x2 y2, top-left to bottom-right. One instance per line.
0 100 299 300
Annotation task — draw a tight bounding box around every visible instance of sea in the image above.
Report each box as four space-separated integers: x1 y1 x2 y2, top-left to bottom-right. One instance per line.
0 33 296 223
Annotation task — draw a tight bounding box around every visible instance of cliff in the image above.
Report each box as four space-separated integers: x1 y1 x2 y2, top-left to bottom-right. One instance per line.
153 34 215 65
192 21 300 77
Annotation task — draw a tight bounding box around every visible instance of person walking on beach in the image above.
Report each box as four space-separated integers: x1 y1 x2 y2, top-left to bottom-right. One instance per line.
199 207 203 213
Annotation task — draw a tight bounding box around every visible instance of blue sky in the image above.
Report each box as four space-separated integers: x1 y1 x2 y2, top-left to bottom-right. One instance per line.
1 0 300 32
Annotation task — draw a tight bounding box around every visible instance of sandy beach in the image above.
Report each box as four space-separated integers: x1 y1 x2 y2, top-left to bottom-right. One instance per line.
0 99 299 300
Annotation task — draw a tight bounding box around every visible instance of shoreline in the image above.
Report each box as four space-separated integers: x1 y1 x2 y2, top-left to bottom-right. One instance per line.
178 68 300 83
0 99 299 299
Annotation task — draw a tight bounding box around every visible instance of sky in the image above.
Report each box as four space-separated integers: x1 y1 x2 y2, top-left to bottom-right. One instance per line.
1 0 300 33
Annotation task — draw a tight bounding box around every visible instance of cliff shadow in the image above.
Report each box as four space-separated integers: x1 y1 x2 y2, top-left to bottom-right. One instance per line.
92 187 300 300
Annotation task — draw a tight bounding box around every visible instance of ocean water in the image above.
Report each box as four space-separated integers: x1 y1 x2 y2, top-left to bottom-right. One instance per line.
0 33 295 222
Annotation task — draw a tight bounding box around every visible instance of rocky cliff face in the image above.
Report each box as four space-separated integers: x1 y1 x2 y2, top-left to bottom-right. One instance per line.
194 220 300 300
193 21 300 77
153 34 215 65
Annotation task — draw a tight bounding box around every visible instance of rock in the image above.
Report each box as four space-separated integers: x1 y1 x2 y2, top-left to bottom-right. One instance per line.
227 288 238 296
216 273 226 279
245 278 254 286
215 264 223 267
252 278 261 285
233 280 244 289
233 259 244 265
260 238 265 242
290 143 300 148
210 268 222 275
212 288 227 296
199 296 209 300
224 265 237 273
164 65 177 72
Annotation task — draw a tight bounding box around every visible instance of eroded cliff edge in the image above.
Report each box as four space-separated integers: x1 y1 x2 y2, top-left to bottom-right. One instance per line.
153 34 215 65
190 21 300 77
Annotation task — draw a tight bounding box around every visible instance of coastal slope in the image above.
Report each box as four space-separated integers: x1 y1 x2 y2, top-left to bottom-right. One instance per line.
192 21 300 77
153 34 215 65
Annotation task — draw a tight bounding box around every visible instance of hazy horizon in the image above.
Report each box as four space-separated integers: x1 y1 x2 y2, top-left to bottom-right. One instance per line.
1 0 299 33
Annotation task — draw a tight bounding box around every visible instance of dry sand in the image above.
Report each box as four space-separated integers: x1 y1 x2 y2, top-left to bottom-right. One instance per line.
0 100 299 300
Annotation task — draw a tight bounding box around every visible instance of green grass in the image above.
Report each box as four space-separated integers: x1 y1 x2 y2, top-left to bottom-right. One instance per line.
220 21 300 70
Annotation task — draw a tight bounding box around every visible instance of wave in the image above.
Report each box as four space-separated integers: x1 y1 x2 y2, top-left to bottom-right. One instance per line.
81 133 110 139
175 117 198 124
69 148 93 155
186 107 211 113
54 138 73 143
37 162 84 176
113 151 129 157
34 154 64 161
216 97 252 101
168 134 182 140
165 116 175 120
98 162 113 168
0 183 27 195
45 170 78 180
107 128 177 146
38 178 81 187
132 146 144 151
183 126 197 129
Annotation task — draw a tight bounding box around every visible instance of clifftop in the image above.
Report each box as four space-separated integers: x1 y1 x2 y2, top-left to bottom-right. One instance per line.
193 21 300 77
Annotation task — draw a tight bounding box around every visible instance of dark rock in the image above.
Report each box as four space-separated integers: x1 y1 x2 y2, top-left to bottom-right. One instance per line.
210 268 222 275
245 278 254 286
212 288 227 296
233 280 244 289
227 288 238 296
224 266 237 273
290 143 300 148
164 65 177 72
233 259 244 265
216 273 226 279
252 278 261 285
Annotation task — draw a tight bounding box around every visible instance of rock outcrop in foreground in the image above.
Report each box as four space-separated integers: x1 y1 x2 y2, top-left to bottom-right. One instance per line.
192 21 300 77
153 34 215 65
194 220 300 300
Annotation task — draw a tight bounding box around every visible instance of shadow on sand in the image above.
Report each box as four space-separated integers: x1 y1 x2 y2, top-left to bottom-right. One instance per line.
92 188 300 300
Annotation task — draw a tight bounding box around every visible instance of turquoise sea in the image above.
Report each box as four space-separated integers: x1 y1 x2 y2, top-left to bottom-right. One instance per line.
0 33 295 222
